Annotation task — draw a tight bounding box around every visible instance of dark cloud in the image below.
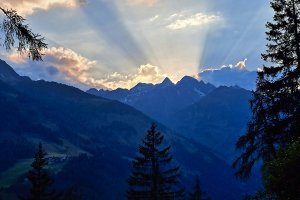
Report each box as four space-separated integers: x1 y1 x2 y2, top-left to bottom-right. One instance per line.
46 66 59 75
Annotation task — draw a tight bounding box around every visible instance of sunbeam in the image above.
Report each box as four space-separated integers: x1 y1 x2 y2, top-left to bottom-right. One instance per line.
80 0 150 70
198 0 271 71
1 0 271 89
221 2 270 65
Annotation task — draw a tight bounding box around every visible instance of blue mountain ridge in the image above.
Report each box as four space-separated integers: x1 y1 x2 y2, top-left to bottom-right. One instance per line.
87 76 216 125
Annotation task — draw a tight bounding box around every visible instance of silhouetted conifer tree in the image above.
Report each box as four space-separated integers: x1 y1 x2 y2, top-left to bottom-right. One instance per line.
127 123 184 200
0 8 47 60
233 0 300 179
20 143 58 200
189 176 210 200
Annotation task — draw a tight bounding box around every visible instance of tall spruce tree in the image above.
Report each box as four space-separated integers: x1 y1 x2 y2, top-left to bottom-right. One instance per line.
233 0 300 179
20 143 57 200
189 176 210 200
127 123 184 200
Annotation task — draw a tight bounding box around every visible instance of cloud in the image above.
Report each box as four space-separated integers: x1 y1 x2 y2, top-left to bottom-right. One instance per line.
167 13 184 21
149 15 159 22
46 66 59 75
126 0 159 6
7 52 27 64
199 59 257 90
167 13 221 30
98 64 167 89
6 48 253 91
7 49 166 89
60 63 166 89
0 0 86 16
202 59 249 72
42 47 96 80
235 58 247 69
7 47 101 87
138 64 160 76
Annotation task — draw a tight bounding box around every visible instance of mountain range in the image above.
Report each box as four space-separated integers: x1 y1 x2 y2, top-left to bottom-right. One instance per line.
87 75 253 162
0 59 259 199
87 76 216 125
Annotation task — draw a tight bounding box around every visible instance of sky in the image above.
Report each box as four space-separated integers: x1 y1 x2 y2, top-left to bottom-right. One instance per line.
0 0 273 90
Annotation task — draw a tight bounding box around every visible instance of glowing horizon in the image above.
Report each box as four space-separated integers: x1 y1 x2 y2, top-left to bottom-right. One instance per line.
0 0 272 90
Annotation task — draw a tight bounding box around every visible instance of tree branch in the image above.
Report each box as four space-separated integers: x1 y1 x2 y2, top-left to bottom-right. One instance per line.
0 7 47 61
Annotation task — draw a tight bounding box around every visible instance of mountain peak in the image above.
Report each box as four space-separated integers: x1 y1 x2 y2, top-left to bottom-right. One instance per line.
160 77 174 87
86 88 99 96
177 76 198 86
132 82 154 92
0 59 21 82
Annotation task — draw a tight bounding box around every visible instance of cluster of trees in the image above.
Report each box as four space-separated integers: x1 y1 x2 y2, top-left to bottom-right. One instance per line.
19 124 210 200
233 0 300 199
